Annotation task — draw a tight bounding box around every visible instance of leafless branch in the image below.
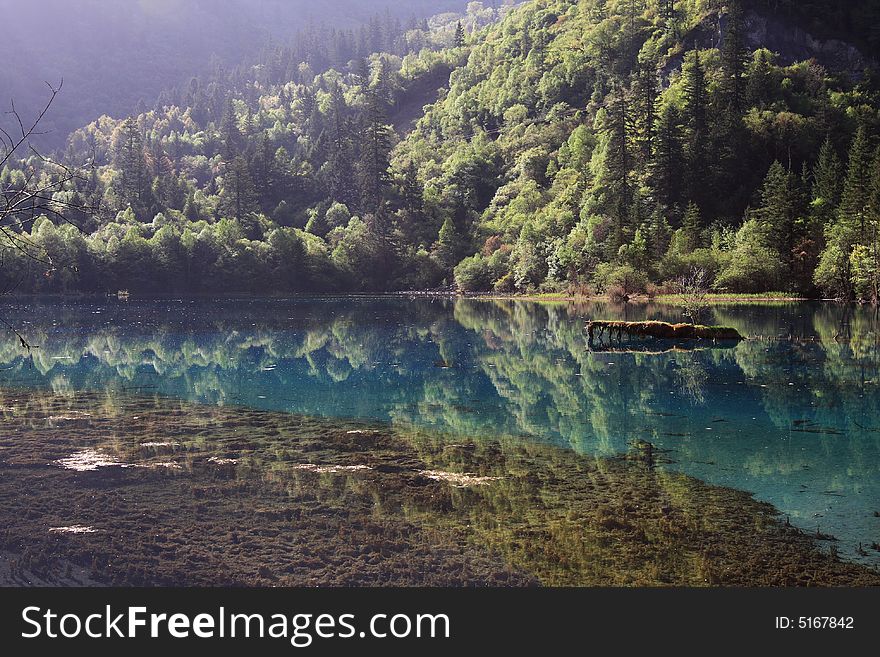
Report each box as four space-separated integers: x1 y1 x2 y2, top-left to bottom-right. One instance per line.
1 80 100 348
675 266 711 325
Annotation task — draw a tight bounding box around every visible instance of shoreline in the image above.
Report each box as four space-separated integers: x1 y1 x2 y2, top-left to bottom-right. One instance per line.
470 293 816 304
0 291 829 304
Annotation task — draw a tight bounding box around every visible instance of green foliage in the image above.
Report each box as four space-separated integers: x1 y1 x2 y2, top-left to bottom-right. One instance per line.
593 263 649 295
454 21 466 48
715 220 786 293
454 254 495 292
390 0 880 297
849 244 879 304
4 0 880 299
814 128 880 299
3 1 467 152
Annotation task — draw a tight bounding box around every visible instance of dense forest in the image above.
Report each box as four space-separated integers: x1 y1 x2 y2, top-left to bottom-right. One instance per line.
2 0 880 301
0 0 469 148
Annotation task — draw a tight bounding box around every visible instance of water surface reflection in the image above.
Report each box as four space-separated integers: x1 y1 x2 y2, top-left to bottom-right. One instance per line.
1 297 878 566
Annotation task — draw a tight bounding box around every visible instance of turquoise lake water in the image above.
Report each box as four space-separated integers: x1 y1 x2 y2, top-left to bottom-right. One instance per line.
1 297 878 565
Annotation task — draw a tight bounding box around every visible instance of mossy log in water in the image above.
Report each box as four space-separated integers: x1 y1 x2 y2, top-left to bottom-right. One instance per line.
587 321 744 348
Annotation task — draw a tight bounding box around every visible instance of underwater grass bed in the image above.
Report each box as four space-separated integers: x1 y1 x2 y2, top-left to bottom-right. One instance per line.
0 388 877 587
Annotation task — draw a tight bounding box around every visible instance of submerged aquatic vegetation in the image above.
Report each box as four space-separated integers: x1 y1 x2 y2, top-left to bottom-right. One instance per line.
53 449 181 472
2 388 878 587
2 298 880 571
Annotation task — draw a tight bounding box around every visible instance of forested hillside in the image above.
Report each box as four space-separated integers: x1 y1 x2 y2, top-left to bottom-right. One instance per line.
400 0 880 300
2 0 879 301
0 0 469 149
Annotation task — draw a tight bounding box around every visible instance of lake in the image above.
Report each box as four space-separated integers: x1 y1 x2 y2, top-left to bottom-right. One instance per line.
1 297 878 585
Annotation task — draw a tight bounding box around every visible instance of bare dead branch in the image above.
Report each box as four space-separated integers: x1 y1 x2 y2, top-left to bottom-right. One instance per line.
1 79 98 348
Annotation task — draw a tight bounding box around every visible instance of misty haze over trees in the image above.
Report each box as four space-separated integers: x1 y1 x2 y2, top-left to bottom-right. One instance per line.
0 0 470 148
1 0 879 302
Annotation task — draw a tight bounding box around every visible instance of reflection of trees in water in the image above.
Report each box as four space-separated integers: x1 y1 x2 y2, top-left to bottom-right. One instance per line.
453 302 880 505
453 299 720 452
0 301 446 403
673 356 709 405
7 387 875 586
729 307 880 456
3 298 879 565
0 299 879 459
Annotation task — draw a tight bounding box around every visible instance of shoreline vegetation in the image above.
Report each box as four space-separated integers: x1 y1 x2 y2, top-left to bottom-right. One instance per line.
1 388 878 587
0 291 824 303
3 3 880 305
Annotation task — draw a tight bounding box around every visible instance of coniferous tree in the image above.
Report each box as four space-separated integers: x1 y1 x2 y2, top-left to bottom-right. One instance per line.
631 66 657 160
754 160 798 276
811 137 843 227
325 83 357 208
839 125 874 240
398 160 426 243
454 21 466 48
720 0 748 114
117 117 147 211
622 0 644 67
436 217 466 271
359 87 394 215
152 165 184 216
599 85 633 252
746 49 776 110
355 57 371 88
815 129 874 299
220 156 257 222
252 134 277 211
650 102 685 220
220 98 243 161
682 50 709 212
373 56 394 108
680 201 702 252
711 1 750 214
658 0 676 34
853 147 880 302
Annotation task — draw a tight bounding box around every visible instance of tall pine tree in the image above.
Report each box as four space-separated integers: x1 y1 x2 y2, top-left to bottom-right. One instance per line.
220 98 243 161
116 117 147 214
650 102 684 220
359 87 394 216
720 0 748 114
454 21 466 48
839 125 874 240
811 137 843 228
682 50 709 213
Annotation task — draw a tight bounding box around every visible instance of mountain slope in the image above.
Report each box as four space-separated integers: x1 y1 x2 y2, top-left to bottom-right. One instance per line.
0 0 467 149
2 0 879 301
394 0 879 297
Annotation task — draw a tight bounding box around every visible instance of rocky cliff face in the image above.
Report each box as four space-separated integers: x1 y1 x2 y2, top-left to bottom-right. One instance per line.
738 9 872 79
663 7 873 82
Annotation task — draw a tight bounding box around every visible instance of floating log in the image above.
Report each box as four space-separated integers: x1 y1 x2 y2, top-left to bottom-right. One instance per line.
587 320 744 348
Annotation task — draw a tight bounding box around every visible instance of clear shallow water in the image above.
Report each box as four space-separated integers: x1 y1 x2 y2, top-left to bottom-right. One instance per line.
1 297 879 565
